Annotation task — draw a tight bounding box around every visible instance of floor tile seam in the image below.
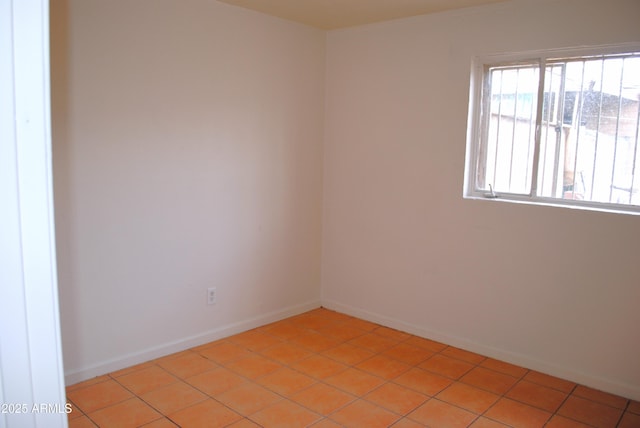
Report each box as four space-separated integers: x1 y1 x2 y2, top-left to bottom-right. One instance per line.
314 317 360 328
483 395 555 427
473 412 516 428
114 376 181 405
154 359 222 380
510 375 577 398
323 400 404 428
380 343 438 366
289 382 360 417
626 402 640 415
316 345 376 367
361 395 428 418
194 348 255 366
65 397 84 417
479 393 520 426
613 406 628 428
369 329 411 343
330 362 406 387
320 379 384 398
203 346 289 372
466 412 484 427
66 376 113 394
341 341 400 357
413 346 481 373
478 396 543 428
196 365 340 416
290 343 346 355
280 334 347 367
458 369 523 395
440 345 488 364
228 354 298 377
223 356 320 383
403 363 465 383
387 417 402 428
285 376 344 401
206 365 283 391
317 328 370 343
77 408 102 427
546 411 601 428
82 396 163 425
402 336 449 354
416 360 477 381
387 377 439 398
568 388 630 412
434 382 503 415
522 372 579 395
501 390 568 415
480 364 531 383
67 387 135 415
312 373 385 403
306 416 344 427
258 318 334 334
353 364 413 382
241 397 325 426
226 342 284 354
254 374 321 398
283 354 352 379
495 368 540 410
253 326 300 341
110 364 182 397
412 391 492 428
66 309 635 425
160 402 205 428
134 379 210 416
423 394 486 419
181 365 235 383
570 390 630 412
360 379 430 416
291 321 350 334
402 397 483 426
209 391 286 419
347 333 404 349
383 354 434 368
180 373 250 404
282 334 338 354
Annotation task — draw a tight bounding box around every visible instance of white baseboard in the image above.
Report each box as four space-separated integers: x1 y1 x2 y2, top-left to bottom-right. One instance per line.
322 299 640 402
64 300 321 386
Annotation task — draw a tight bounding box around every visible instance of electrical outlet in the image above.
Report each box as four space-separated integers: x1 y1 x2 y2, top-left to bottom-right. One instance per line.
207 287 217 305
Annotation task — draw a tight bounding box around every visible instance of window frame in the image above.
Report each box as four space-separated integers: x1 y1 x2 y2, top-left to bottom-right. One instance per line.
464 43 640 215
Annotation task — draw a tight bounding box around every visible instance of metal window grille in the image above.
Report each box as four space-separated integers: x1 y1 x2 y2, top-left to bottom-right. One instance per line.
475 52 640 209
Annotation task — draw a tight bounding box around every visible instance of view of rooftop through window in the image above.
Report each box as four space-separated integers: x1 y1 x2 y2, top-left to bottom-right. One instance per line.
479 53 640 208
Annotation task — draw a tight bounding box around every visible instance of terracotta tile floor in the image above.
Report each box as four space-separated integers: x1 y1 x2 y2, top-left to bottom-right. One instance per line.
67 308 640 428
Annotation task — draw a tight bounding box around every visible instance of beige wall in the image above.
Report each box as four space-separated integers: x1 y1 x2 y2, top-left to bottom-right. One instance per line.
322 0 640 400
51 0 325 383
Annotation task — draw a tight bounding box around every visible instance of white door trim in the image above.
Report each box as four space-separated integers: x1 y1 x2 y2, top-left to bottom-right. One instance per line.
0 0 68 426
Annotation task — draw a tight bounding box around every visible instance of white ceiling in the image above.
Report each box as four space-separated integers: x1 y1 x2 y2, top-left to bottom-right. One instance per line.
216 0 511 30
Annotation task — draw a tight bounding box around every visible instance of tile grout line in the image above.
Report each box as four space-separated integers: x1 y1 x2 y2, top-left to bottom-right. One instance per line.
66 309 636 428
614 398 631 428
249 318 422 426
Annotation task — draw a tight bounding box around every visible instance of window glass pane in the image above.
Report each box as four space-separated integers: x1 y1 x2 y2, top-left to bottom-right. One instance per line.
470 49 640 212
538 55 640 206
481 65 539 194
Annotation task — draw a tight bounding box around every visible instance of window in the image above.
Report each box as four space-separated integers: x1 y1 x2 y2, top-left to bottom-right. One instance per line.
466 45 640 214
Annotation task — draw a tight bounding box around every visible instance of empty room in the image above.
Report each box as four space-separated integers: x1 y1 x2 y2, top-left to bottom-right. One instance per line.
3 0 639 427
